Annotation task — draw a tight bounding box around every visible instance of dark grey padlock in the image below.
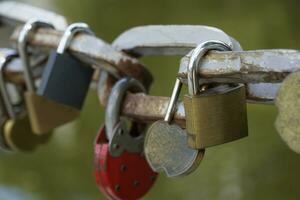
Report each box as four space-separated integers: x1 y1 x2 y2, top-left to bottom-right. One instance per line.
37 23 95 110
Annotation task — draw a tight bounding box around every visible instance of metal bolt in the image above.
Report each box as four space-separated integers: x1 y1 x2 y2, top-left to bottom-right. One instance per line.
112 143 120 149
120 164 127 172
114 184 121 192
133 180 140 187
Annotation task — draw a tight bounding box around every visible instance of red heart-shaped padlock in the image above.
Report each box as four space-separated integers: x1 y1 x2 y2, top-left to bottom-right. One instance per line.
94 125 157 200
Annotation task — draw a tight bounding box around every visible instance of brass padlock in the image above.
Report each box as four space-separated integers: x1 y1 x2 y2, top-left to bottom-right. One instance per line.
184 41 248 149
17 19 79 134
0 49 51 151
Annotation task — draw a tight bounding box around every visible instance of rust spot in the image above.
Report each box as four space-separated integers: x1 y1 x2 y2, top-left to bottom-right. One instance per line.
117 58 153 90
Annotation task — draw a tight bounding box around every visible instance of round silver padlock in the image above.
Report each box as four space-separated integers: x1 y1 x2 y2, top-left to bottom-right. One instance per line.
145 40 234 177
105 77 146 157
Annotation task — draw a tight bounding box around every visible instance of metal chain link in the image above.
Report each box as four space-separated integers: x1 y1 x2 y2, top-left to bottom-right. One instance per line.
0 1 298 126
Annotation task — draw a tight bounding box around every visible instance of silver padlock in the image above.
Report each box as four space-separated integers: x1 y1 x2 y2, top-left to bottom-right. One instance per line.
0 48 51 151
105 77 147 157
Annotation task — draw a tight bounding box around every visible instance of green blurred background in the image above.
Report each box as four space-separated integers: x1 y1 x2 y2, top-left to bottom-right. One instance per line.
0 0 300 199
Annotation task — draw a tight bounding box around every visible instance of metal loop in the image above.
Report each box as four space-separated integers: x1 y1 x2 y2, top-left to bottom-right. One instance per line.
187 40 232 95
17 18 54 92
56 22 95 54
0 49 18 119
164 78 182 123
105 77 146 141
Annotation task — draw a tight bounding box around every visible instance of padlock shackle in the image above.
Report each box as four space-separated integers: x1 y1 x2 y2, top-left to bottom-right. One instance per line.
164 78 182 123
17 19 54 92
56 23 95 54
164 40 232 123
105 77 146 141
0 49 18 119
187 40 232 95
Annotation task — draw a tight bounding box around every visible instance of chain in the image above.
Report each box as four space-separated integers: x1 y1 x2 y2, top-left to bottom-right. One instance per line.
0 1 298 125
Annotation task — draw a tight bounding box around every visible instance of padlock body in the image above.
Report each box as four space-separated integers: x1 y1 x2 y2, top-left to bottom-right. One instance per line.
4 116 51 151
94 125 157 200
25 91 79 134
184 84 248 149
37 51 94 110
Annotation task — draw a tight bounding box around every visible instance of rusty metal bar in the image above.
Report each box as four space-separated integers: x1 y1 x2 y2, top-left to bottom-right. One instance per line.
120 83 279 127
9 26 300 85
122 93 186 126
179 49 298 83
5 48 298 85
10 27 153 89
7 25 300 126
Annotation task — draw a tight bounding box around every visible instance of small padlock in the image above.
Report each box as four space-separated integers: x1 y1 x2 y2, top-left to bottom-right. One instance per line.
37 22 95 110
0 48 19 151
94 77 157 200
0 48 51 151
94 126 157 200
105 77 147 157
184 40 248 149
17 19 80 134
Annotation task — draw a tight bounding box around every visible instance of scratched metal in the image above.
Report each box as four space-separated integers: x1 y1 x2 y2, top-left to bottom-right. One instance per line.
179 49 299 83
9 26 300 87
2 51 286 103
10 27 153 88
0 1 68 31
6 24 300 127
144 120 204 177
111 25 297 102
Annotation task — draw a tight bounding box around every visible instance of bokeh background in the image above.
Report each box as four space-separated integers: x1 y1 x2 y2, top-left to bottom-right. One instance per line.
0 0 300 199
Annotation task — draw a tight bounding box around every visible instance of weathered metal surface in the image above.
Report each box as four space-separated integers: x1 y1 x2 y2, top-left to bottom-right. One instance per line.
101 26 300 124
8 26 300 86
10 27 153 88
100 25 241 106
119 86 279 127
112 25 242 56
179 49 298 83
247 83 280 103
6 24 300 126
3 52 286 103
97 70 116 106
112 25 299 104
0 1 68 30
275 71 300 154
121 93 189 127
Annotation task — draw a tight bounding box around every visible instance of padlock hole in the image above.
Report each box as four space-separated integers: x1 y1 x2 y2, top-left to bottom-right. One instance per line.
121 118 146 138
